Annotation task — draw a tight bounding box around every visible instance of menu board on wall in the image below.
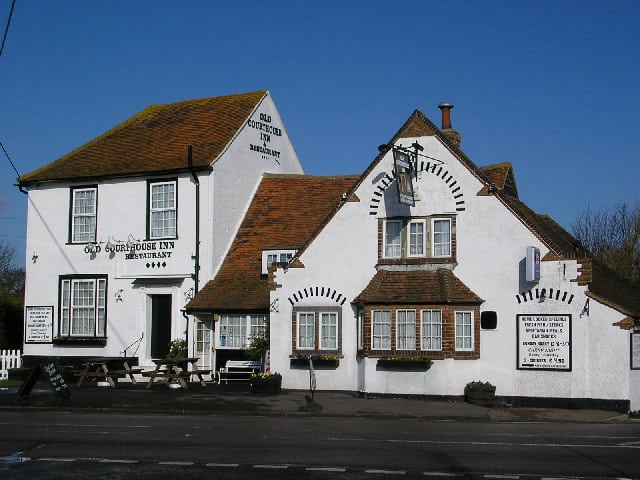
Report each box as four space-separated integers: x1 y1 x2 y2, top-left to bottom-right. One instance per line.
517 314 571 371
24 306 54 343
631 333 640 370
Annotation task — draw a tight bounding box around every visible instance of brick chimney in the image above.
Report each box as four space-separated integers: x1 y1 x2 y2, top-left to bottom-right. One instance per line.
438 102 461 148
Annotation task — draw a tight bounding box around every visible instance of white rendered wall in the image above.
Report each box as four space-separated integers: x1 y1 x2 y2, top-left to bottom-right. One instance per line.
271 135 634 405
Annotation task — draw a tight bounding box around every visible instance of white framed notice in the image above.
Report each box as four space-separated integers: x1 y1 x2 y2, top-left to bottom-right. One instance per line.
25 306 54 343
517 314 571 371
631 333 640 370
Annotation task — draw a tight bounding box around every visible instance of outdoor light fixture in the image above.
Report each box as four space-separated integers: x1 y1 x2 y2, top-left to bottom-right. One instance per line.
114 289 124 302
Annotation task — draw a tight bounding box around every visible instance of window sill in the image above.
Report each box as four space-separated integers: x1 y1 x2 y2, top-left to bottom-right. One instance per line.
52 337 107 346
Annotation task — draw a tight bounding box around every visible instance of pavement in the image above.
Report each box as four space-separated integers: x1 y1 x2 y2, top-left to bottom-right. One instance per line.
0 380 635 422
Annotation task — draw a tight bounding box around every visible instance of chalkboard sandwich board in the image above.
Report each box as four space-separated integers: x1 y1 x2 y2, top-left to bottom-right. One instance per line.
15 362 71 403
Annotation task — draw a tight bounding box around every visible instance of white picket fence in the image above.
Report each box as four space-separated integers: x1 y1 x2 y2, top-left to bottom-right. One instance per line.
0 349 22 380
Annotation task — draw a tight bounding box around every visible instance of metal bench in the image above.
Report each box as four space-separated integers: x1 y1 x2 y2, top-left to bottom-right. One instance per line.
217 360 261 384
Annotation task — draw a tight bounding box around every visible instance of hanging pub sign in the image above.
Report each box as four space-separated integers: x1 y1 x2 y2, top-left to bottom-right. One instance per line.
517 314 571 371
393 147 415 206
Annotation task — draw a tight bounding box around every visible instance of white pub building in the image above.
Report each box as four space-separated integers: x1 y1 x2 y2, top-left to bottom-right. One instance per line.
19 92 640 412
19 90 303 370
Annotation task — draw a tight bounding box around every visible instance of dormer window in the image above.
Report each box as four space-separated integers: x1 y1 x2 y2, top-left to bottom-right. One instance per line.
261 249 297 275
380 216 454 263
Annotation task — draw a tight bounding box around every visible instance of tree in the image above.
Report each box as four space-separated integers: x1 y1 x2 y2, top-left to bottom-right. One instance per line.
571 201 640 283
0 241 24 348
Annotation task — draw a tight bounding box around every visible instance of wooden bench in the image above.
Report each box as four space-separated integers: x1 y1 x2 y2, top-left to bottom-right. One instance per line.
217 360 261 384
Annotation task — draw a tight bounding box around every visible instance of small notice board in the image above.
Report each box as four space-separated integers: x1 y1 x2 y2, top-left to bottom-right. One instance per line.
517 314 572 371
631 333 640 370
24 305 54 343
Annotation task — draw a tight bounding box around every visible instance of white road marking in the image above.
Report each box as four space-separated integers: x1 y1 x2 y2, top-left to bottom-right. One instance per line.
206 463 240 467
365 469 406 474
306 467 347 472
253 464 290 469
99 459 138 464
159 461 194 465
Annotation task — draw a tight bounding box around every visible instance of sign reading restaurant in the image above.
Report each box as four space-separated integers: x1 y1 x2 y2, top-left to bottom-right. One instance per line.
517 314 572 371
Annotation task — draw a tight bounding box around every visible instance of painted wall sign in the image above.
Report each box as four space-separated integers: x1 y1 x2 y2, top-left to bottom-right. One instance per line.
85 240 175 261
517 314 571 371
631 333 640 370
24 305 54 343
247 112 282 162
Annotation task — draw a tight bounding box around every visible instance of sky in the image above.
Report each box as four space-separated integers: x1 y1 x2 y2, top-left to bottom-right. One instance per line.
1 1 639 267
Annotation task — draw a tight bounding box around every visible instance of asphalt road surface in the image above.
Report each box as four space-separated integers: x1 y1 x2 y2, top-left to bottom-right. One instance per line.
1 411 638 479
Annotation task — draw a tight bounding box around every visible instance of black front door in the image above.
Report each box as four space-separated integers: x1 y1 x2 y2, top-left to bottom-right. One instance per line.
150 294 172 359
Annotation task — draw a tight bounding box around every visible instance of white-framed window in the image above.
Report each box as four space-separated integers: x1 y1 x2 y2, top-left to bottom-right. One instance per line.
218 314 266 348
59 276 107 337
396 309 416 350
432 218 452 257
455 311 473 350
293 307 342 354
421 309 442 350
261 249 297 275
372 310 392 349
149 180 177 239
320 312 338 350
407 220 426 257
70 187 97 243
297 312 315 349
384 220 402 258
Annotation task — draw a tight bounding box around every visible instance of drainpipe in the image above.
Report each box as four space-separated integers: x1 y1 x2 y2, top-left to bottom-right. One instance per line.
188 144 200 295
187 144 201 353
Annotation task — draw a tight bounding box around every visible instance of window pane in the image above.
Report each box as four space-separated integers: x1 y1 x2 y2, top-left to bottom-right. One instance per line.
250 314 267 338
320 312 337 350
71 280 95 336
372 310 391 349
455 311 473 350
298 313 315 349
72 188 96 243
396 310 416 350
61 280 70 335
421 310 442 350
384 221 402 258
408 221 424 256
150 182 176 238
433 219 451 257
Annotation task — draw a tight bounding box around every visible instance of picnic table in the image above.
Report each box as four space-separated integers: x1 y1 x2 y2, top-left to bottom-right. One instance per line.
75 357 142 387
144 357 210 390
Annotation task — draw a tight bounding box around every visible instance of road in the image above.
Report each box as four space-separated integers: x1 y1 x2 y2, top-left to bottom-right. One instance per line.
1 411 638 479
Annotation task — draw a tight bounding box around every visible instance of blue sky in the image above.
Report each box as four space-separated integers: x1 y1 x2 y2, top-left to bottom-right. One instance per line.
1 1 639 267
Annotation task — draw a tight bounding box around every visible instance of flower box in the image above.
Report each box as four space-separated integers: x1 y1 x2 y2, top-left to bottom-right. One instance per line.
464 381 496 407
250 372 282 395
289 356 339 369
376 357 433 371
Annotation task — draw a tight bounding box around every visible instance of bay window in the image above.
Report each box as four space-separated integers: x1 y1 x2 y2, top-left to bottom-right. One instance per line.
218 314 267 348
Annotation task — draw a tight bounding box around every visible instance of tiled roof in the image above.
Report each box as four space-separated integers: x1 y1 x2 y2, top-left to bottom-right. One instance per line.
353 269 483 306
479 162 519 198
582 259 640 318
18 90 267 184
186 174 359 312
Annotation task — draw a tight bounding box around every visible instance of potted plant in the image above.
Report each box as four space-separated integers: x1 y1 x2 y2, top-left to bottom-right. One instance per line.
376 356 433 371
167 339 188 359
250 372 282 395
464 380 496 407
